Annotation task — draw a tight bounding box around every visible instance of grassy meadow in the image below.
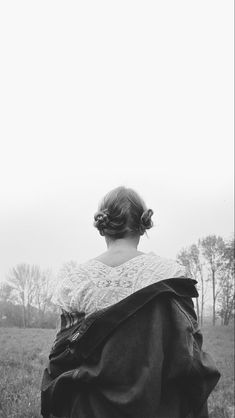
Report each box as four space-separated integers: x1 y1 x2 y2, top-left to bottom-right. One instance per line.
0 323 234 418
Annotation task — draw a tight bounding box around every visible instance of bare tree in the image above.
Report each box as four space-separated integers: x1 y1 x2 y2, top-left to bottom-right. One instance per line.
177 244 208 325
177 246 201 322
192 242 208 326
7 264 31 327
199 235 226 326
217 238 234 325
33 267 54 324
5 263 55 327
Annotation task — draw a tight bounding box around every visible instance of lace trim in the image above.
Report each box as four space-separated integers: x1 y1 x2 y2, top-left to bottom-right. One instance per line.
53 253 186 316
91 252 151 269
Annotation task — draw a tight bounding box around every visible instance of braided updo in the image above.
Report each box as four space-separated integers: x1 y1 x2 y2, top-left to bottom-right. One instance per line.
94 186 154 239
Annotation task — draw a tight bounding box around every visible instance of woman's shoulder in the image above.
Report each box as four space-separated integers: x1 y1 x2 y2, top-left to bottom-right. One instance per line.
52 261 91 309
132 253 188 291
146 252 187 278
55 261 88 288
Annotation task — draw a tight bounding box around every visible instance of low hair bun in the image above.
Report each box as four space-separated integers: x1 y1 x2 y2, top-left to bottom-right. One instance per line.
93 186 154 239
93 210 110 235
140 209 154 233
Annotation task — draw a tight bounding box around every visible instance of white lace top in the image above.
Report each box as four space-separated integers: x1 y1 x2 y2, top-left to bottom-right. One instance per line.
52 253 186 316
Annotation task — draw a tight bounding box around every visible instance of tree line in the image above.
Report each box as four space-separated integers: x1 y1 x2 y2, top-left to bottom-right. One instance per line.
177 235 234 326
0 235 234 328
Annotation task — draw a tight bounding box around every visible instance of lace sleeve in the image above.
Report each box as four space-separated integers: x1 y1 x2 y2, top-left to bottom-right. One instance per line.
52 262 86 312
51 276 74 312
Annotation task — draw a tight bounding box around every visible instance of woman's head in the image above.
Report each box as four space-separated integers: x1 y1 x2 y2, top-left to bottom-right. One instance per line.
93 186 154 239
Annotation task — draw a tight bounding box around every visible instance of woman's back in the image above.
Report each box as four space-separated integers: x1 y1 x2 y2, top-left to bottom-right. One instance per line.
53 252 186 317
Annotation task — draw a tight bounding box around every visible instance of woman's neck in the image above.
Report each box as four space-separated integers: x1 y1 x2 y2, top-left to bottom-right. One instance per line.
95 236 144 266
105 236 140 253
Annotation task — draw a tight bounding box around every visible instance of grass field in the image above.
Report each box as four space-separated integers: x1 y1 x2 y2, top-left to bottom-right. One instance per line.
0 323 234 418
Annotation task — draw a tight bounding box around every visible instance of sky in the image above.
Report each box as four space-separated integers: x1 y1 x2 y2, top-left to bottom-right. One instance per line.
0 1 233 281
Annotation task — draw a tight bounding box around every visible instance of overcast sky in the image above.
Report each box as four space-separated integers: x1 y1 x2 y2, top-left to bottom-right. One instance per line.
0 1 233 281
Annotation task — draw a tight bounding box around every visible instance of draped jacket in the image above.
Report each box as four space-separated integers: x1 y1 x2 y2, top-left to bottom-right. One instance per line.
41 278 220 418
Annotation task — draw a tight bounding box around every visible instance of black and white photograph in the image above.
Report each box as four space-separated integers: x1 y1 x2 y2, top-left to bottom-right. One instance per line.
0 1 234 417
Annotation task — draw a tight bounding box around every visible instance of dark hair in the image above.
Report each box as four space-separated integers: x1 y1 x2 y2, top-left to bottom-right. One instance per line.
93 186 154 239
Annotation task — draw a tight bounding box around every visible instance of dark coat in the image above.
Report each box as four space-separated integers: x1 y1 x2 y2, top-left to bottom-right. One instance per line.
41 278 220 418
